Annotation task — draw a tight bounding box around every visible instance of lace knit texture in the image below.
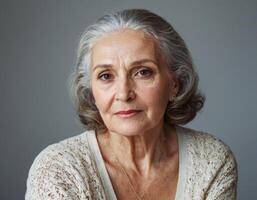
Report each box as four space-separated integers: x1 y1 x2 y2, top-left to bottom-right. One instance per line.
25 126 238 200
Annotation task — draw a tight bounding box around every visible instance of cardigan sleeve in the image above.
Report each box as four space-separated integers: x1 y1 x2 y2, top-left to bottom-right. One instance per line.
205 149 238 200
25 144 90 200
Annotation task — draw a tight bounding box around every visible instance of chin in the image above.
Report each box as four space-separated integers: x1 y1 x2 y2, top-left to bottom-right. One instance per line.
108 124 147 137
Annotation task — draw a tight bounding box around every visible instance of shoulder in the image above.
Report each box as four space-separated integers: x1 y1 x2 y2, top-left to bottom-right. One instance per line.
177 126 238 198
25 130 104 200
30 131 93 170
177 125 237 165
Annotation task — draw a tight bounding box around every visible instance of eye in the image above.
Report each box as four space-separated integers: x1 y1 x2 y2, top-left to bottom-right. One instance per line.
98 72 113 81
135 68 153 78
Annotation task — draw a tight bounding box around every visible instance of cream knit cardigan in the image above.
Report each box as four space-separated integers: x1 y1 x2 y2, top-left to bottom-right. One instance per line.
25 125 238 200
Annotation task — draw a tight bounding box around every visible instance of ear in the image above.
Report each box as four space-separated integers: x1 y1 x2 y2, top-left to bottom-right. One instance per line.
169 78 179 101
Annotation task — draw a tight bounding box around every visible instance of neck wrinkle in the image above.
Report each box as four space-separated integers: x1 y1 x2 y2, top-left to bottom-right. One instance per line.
108 123 172 177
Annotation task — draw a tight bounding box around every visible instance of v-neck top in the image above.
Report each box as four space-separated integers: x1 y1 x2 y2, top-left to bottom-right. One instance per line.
86 125 187 200
25 125 238 200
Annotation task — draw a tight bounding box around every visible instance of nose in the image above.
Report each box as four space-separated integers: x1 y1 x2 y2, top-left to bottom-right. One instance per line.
115 77 136 102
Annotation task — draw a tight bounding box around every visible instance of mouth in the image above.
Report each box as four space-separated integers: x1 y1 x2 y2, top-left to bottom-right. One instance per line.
114 110 142 118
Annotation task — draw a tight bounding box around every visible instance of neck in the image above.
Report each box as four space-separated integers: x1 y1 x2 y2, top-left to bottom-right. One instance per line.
97 123 176 177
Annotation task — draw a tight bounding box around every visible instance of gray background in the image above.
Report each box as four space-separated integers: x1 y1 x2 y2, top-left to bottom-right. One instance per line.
1 0 257 199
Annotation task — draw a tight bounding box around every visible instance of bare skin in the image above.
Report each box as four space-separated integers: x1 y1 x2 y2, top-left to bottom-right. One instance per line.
91 29 180 200
96 123 179 200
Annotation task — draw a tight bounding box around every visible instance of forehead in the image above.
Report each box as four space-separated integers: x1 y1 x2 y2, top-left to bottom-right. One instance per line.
91 29 159 66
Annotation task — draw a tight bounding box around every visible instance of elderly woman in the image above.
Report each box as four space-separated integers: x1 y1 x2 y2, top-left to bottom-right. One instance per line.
25 9 238 200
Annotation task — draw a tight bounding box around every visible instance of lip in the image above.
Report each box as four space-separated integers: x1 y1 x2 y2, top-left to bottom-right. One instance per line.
115 110 142 118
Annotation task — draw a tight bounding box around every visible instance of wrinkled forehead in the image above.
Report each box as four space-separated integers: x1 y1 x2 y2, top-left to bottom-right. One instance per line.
90 29 161 68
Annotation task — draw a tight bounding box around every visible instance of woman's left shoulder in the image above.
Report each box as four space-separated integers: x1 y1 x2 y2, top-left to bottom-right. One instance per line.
177 125 237 166
177 126 238 199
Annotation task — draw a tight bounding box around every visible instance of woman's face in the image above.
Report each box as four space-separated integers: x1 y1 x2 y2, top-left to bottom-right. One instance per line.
91 29 177 136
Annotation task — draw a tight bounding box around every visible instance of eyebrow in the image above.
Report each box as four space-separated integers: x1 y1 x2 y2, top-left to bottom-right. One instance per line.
92 59 158 72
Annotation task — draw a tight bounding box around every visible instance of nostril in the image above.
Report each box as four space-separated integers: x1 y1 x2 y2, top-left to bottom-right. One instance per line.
115 78 135 101
127 91 136 101
115 90 136 102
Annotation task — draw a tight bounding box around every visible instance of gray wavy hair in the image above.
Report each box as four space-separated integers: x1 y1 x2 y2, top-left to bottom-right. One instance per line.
69 9 205 131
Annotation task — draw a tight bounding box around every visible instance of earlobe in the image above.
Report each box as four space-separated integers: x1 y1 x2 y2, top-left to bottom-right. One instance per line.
169 95 176 102
169 81 179 102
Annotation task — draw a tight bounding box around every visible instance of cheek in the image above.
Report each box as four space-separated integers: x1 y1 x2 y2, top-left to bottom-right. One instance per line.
138 82 170 111
92 86 113 113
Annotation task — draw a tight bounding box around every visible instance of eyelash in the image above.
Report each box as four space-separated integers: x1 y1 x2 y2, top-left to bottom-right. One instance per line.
97 68 153 81
98 73 113 81
135 68 153 77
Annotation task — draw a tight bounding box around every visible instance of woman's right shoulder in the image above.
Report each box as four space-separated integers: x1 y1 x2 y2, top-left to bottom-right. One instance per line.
31 131 93 167
25 130 102 200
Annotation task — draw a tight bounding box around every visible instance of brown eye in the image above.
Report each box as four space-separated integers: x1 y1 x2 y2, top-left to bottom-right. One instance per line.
135 68 153 77
99 73 113 81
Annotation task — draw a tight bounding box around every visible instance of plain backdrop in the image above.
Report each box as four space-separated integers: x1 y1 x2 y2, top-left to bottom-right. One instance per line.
1 0 257 199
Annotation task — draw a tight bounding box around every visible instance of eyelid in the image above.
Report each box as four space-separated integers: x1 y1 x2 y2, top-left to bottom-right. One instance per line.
97 69 112 77
97 70 114 81
133 67 154 76
96 66 154 80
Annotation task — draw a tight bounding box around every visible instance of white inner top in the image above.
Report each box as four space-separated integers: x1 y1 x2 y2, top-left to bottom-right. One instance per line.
86 125 188 200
